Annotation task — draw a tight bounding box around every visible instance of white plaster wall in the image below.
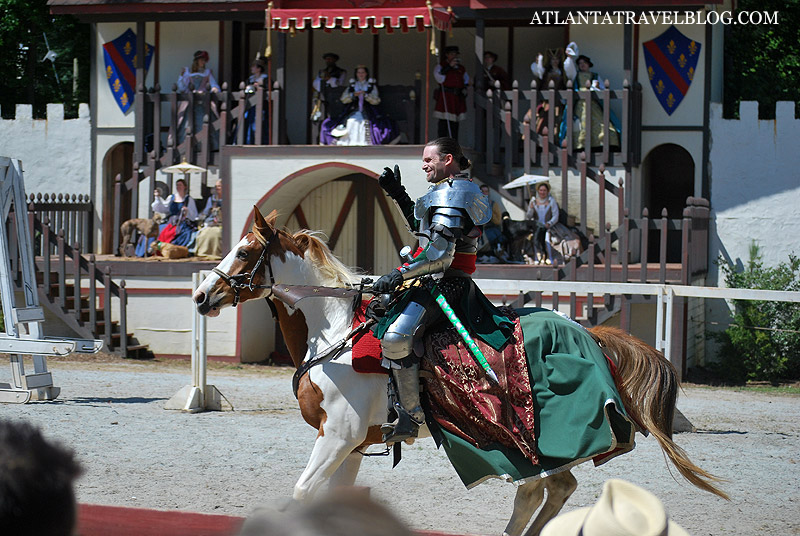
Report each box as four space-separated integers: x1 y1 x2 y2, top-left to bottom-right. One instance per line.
0 104 91 196
708 101 800 281
705 100 800 363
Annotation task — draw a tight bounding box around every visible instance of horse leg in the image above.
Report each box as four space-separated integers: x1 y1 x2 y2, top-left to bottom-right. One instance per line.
328 450 363 489
503 479 545 536
293 434 363 501
523 471 578 536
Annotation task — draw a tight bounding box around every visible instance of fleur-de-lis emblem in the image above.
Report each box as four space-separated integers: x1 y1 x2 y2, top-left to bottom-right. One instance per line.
678 54 687 68
648 66 654 80
688 41 697 55
133 54 137 65
688 67 694 81
106 65 113 79
656 79 665 94
113 79 121 92
121 93 128 106
124 41 132 56
667 93 675 108
667 40 676 54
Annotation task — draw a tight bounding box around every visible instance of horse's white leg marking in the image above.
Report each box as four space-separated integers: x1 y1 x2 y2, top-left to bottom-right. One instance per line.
523 471 578 536
329 450 364 489
503 479 545 536
293 433 365 501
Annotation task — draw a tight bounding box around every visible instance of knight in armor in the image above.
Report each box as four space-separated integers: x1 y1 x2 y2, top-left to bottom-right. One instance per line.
372 137 514 443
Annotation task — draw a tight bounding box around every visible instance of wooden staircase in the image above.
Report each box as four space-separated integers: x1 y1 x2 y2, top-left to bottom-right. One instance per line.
9 211 154 360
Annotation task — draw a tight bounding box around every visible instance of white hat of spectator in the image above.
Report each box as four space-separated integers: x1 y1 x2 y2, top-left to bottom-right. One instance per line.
541 479 690 536
565 41 579 58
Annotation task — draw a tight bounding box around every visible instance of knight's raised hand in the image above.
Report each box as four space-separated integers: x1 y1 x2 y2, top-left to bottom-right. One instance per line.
378 165 404 198
371 269 403 293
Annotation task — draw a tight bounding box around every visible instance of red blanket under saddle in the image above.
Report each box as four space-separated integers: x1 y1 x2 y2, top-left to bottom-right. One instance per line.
422 308 539 465
351 302 388 375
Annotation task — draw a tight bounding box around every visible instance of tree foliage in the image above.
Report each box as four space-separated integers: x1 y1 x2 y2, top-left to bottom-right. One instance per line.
0 0 89 118
713 243 800 383
723 0 800 119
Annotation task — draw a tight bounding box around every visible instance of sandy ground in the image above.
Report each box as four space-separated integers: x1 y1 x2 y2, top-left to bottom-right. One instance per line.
1 356 798 536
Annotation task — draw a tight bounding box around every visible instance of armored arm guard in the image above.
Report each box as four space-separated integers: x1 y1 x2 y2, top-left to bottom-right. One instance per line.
398 208 461 280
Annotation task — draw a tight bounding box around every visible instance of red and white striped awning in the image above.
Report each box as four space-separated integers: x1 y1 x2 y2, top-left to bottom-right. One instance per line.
268 6 454 33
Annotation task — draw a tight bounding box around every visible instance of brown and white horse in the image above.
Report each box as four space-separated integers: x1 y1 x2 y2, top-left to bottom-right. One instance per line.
193 207 727 536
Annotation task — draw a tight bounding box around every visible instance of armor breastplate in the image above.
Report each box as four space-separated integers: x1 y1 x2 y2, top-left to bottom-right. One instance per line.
415 178 485 255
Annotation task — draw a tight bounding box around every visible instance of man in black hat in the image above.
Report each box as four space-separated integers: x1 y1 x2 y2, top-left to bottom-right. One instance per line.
481 50 511 92
433 45 469 138
313 52 347 91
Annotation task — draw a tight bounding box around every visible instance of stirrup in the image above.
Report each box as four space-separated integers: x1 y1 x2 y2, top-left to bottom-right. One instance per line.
381 405 424 443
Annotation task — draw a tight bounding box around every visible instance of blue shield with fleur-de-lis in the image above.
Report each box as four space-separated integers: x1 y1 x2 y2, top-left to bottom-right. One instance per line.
642 25 701 116
102 28 154 114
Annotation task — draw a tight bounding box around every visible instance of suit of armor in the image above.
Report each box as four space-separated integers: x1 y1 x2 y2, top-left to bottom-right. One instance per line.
375 175 491 442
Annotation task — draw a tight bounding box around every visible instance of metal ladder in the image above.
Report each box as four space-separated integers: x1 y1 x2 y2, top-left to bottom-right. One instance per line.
0 157 101 404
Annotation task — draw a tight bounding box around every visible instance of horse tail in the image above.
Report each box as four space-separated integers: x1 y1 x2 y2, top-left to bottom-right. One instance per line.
588 325 730 500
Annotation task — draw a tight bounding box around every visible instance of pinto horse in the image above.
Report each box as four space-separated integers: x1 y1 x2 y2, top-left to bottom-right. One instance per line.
193 207 727 536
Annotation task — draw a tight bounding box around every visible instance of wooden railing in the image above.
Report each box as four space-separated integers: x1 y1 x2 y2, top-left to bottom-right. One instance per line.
8 209 130 355
472 78 643 183
26 193 93 254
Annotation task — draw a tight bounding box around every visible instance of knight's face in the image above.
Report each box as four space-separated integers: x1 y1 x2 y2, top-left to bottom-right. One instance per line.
422 145 448 183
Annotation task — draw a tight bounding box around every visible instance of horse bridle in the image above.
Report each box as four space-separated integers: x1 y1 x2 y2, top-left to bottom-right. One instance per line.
212 231 277 309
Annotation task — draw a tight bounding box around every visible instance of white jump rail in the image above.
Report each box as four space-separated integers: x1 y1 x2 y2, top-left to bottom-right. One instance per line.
473 278 800 373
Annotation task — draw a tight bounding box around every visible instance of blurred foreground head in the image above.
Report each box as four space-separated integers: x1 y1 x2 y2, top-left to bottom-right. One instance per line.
238 488 414 536
0 419 83 536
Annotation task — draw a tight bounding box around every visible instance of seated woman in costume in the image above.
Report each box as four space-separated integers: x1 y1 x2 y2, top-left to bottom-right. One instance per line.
151 178 199 249
559 42 621 152
320 65 398 146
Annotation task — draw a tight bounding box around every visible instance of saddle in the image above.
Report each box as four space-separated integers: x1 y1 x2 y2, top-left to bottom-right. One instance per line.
351 304 538 465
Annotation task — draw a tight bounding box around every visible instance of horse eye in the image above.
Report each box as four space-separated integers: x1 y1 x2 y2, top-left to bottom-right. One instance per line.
236 250 248 260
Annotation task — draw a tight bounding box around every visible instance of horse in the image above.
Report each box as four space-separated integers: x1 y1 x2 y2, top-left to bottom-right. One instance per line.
193 207 728 536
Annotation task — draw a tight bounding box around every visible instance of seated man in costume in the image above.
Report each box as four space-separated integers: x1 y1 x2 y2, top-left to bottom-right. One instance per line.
372 137 514 443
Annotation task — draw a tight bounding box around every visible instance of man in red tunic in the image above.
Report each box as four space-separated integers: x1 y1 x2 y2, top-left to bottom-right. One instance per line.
434 46 469 139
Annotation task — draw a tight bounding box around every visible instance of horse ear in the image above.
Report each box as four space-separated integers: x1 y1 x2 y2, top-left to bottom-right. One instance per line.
265 209 279 227
252 206 268 231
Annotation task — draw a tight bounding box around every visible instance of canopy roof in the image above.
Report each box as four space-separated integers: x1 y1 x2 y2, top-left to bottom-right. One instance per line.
269 5 454 33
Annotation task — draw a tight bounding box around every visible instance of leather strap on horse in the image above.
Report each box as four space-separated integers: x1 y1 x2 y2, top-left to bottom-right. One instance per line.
272 285 362 309
291 318 376 399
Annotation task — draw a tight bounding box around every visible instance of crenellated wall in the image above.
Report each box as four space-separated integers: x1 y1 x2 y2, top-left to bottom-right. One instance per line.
708 100 800 281
0 103 91 196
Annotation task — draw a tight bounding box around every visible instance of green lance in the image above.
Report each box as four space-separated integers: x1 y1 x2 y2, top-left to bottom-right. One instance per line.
431 288 499 385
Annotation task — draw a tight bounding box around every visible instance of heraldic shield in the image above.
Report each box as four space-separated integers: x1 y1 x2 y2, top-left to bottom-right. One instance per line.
642 25 701 116
103 28 155 114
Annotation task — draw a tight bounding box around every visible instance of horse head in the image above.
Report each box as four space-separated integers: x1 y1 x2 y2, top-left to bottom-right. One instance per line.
193 206 304 317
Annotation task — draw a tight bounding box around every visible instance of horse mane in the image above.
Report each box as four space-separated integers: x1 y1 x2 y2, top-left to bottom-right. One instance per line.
290 229 361 288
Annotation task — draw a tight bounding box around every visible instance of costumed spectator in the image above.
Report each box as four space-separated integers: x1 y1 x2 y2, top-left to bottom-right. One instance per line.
541 479 689 536
239 58 269 145
176 50 221 148
152 178 199 249
311 52 347 124
434 46 469 139
477 184 506 263
372 137 514 442
525 181 559 265
320 65 399 146
559 42 621 152
530 48 567 136
0 419 83 536
195 179 223 259
481 51 511 92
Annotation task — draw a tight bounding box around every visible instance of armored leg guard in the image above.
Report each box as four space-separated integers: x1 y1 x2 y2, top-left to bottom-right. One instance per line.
381 364 424 443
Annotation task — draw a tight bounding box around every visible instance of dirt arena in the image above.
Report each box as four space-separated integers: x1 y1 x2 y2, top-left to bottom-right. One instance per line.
1 356 798 535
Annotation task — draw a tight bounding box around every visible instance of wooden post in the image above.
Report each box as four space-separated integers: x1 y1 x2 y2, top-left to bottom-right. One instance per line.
659 208 668 284
43 216 51 296
568 256 577 320
73 242 81 315
113 174 122 257
579 153 587 236
236 83 246 145
587 234 595 321
58 231 66 309
120 280 128 358
103 267 113 350
640 208 649 283
621 209 629 281
681 205 691 285
485 89 494 170
89 254 97 334
598 165 606 238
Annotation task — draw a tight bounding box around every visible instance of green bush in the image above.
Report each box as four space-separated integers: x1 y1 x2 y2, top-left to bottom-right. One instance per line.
713 243 800 382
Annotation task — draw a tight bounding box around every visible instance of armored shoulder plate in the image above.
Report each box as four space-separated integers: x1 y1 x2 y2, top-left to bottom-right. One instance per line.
414 179 491 226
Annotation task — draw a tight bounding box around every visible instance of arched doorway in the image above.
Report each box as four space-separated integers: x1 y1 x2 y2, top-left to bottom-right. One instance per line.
101 143 133 254
642 144 694 262
284 173 408 275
